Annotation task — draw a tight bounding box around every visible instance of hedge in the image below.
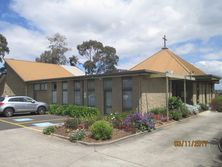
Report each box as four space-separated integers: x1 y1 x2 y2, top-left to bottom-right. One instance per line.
49 104 99 118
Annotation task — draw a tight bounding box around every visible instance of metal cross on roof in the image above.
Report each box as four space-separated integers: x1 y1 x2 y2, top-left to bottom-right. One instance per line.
162 35 168 49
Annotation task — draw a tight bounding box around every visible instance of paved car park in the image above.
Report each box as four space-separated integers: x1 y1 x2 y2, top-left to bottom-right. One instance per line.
0 111 221 167
0 114 66 131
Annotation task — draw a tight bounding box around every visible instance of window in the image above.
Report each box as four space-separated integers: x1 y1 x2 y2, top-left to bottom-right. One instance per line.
52 82 57 103
74 81 81 105
196 82 199 104
104 79 112 114
40 83 48 90
62 81 68 104
25 97 34 102
87 80 96 107
0 97 5 102
8 98 25 102
34 84 40 91
122 78 132 111
34 83 47 91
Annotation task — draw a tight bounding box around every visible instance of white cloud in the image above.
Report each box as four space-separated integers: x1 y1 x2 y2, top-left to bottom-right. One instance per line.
0 0 222 84
3 0 221 62
195 60 222 89
0 21 47 60
174 43 196 55
203 52 222 60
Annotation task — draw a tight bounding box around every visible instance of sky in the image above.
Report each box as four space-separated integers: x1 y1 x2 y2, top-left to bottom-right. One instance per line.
0 0 222 89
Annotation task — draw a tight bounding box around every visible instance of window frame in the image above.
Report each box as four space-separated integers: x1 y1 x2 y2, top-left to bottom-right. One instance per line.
62 81 68 104
87 80 96 107
104 79 112 114
122 78 133 111
74 80 82 105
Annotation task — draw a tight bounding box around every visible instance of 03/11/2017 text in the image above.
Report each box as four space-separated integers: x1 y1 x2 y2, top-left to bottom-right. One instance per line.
174 140 208 147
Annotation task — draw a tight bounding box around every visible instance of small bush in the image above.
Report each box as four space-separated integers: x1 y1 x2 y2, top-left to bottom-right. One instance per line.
180 104 190 118
49 104 60 114
64 118 80 129
43 126 55 135
170 111 182 121
199 103 209 111
169 97 183 110
90 120 113 140
211 96 222 112
150 108 166 115
69 130 85 142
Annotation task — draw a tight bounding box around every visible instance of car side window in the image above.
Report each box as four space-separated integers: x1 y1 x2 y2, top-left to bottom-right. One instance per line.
8 98 26 102
8 98 19 102
25 97 33 102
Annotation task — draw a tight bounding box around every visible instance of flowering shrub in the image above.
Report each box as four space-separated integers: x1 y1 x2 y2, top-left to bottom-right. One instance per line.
123 112 155 132
69 129 85 142
106 113 128 129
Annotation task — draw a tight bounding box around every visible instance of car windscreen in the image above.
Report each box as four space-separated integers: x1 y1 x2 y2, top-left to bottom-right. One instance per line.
0 97 5 102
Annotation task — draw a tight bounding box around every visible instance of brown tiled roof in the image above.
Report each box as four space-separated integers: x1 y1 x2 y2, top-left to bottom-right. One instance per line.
130 49 206 76
5 59 79 82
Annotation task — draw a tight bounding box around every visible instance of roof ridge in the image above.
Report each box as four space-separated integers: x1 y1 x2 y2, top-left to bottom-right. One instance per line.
130 49 163 70
167 50 206 75
166 49 191 74
5 58 62 66
171 52 206 75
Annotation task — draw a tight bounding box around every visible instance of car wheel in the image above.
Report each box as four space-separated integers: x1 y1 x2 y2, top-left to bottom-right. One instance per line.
4 108 14 117
37 106 46 115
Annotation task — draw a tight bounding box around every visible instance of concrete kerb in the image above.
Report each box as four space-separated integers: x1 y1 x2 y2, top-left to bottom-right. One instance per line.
50 111 207 146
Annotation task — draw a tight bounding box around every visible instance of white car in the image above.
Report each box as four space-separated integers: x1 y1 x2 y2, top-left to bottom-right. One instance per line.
0 96 48 117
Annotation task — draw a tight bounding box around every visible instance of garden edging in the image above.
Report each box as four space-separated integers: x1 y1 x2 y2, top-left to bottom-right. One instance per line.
50 111 205 146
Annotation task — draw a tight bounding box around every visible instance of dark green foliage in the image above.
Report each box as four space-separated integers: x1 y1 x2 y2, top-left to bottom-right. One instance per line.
36 33 70 65
64 118 80 129
169 96 183 110
43 126 55 135
80 115 103 129
90 120 113 140
49 104 99 118
150 107 166 115
69 56 78 66
211 96 222 112
76 40 119 74
0 34 9 58
199 103 209 111
170 111 182 121
69 130 85 142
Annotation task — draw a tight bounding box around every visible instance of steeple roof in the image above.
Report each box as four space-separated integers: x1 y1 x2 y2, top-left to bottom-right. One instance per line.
130 49 206 76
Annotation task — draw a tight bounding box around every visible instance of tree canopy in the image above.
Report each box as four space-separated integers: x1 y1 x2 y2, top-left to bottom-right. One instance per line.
36 33 70 65
36 34 119 75
0 33 9 63
76 40 119 74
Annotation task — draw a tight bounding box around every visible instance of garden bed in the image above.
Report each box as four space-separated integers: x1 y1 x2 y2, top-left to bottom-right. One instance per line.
54 126 134 142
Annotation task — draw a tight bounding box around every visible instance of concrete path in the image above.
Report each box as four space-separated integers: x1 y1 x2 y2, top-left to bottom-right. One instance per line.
0 111 221 167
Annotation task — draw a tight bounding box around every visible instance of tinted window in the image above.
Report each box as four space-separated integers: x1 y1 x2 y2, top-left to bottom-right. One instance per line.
0 97 5 102
9 98 25 102
25 97 33 102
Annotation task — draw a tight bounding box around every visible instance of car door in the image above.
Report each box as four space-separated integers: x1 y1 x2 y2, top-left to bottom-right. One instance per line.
24 97 37 112
8 98 25 112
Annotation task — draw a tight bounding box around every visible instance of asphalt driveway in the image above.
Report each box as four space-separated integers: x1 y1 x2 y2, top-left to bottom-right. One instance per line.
0 111 221 167
0 114 66 131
